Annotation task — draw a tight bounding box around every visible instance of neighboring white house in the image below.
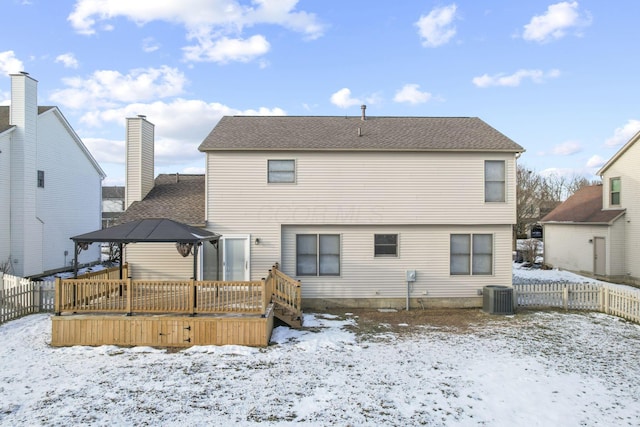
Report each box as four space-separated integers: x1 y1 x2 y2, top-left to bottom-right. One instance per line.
196 109 524 309
0 72 105 277
542 130 640 285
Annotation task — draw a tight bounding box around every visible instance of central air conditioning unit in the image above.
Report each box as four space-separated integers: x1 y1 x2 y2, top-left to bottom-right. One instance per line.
482 285 515 315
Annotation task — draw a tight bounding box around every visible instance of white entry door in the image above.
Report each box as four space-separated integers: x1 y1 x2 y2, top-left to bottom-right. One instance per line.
222 236 250 281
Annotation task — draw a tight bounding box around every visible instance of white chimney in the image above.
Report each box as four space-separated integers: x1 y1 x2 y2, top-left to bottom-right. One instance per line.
125 115 155 209
9 72 39 276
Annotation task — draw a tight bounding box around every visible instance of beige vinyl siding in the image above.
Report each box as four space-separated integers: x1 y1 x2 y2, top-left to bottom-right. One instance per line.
125 118 154 209
206 150 517 284
281 224 512 299
609 217 626 277
125 243 194 280
601 140 640 280
207 151 517 226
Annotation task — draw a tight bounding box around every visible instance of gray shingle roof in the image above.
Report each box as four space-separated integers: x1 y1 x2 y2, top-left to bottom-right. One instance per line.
117 174 205 226
541 185 625 224
199 116 524 152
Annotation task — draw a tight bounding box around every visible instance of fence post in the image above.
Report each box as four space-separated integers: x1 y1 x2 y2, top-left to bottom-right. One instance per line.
563 285 569 310
261 279 267 314
603 287 610 315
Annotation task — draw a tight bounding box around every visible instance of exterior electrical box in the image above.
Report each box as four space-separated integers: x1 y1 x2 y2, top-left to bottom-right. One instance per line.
406 270 416 282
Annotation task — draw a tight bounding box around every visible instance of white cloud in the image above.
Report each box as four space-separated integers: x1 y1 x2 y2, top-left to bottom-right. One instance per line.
55 53 79 69
183 35 270 63
605 119 640 147
552 140 582 156
415 4 457 48
523 1 592 43
68 0 324 63
393 84 432 104
472 69 560 88
0 50 24 75
142 37 160 53
49 66 187 109
330 88 362 109
79 98 285 167
586 155 605 169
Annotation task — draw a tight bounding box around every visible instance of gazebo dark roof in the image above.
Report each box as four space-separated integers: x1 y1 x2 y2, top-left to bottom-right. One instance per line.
71 218 220 244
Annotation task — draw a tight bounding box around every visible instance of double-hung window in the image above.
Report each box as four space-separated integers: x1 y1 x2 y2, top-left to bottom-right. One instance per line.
610 177 621 206
450 234 493 275
268 160 295 183
374 234 398 257
485 160 505 202
296 234 340 276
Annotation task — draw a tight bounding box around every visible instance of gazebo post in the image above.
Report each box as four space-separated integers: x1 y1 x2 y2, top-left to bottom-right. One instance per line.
118 243 124 280
73 242 79 279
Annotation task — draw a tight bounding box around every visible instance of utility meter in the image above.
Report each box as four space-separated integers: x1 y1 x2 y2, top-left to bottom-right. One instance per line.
406 270 416 282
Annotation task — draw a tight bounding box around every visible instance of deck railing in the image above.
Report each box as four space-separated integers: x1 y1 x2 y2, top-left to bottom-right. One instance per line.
55 278 266 315
76 263 129 280
267 263 302 315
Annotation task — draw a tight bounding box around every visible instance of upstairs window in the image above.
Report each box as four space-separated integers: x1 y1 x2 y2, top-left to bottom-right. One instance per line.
374 234 398 257
268 160 295 183
610 177 621 206
485 160 505 202
37 170 45 188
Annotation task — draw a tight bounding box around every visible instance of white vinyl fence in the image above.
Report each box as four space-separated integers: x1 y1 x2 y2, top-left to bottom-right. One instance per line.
0 272 55 325
514 282 640 323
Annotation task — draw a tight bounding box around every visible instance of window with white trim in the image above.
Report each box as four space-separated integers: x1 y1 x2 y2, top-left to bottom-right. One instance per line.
450 234 493 275
268 159 295 183
610 177 621 206
485 160 505 202
296 234 340 276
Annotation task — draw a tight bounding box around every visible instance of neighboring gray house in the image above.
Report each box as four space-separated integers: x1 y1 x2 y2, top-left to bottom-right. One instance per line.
0 73 105 277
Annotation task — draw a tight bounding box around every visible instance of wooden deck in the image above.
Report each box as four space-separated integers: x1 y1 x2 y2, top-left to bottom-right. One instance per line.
51 264 301 348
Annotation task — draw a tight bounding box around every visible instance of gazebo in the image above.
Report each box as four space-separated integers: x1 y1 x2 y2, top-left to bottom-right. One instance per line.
70 218 221 279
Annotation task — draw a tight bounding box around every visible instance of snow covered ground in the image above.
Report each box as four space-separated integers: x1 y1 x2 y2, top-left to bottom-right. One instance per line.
1 266 639 426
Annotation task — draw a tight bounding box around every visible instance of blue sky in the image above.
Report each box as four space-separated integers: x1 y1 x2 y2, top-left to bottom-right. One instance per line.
2 0 639 186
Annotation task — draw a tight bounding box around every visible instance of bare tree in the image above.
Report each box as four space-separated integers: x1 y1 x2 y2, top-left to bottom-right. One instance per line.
515 164 599 243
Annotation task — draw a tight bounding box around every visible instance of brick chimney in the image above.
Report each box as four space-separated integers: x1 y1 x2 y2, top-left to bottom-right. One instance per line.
125 115 155 209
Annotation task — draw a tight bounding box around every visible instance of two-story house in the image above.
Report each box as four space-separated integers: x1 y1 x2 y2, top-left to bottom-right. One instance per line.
197 109 524 309
0 72 105 277
542 131 639 285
